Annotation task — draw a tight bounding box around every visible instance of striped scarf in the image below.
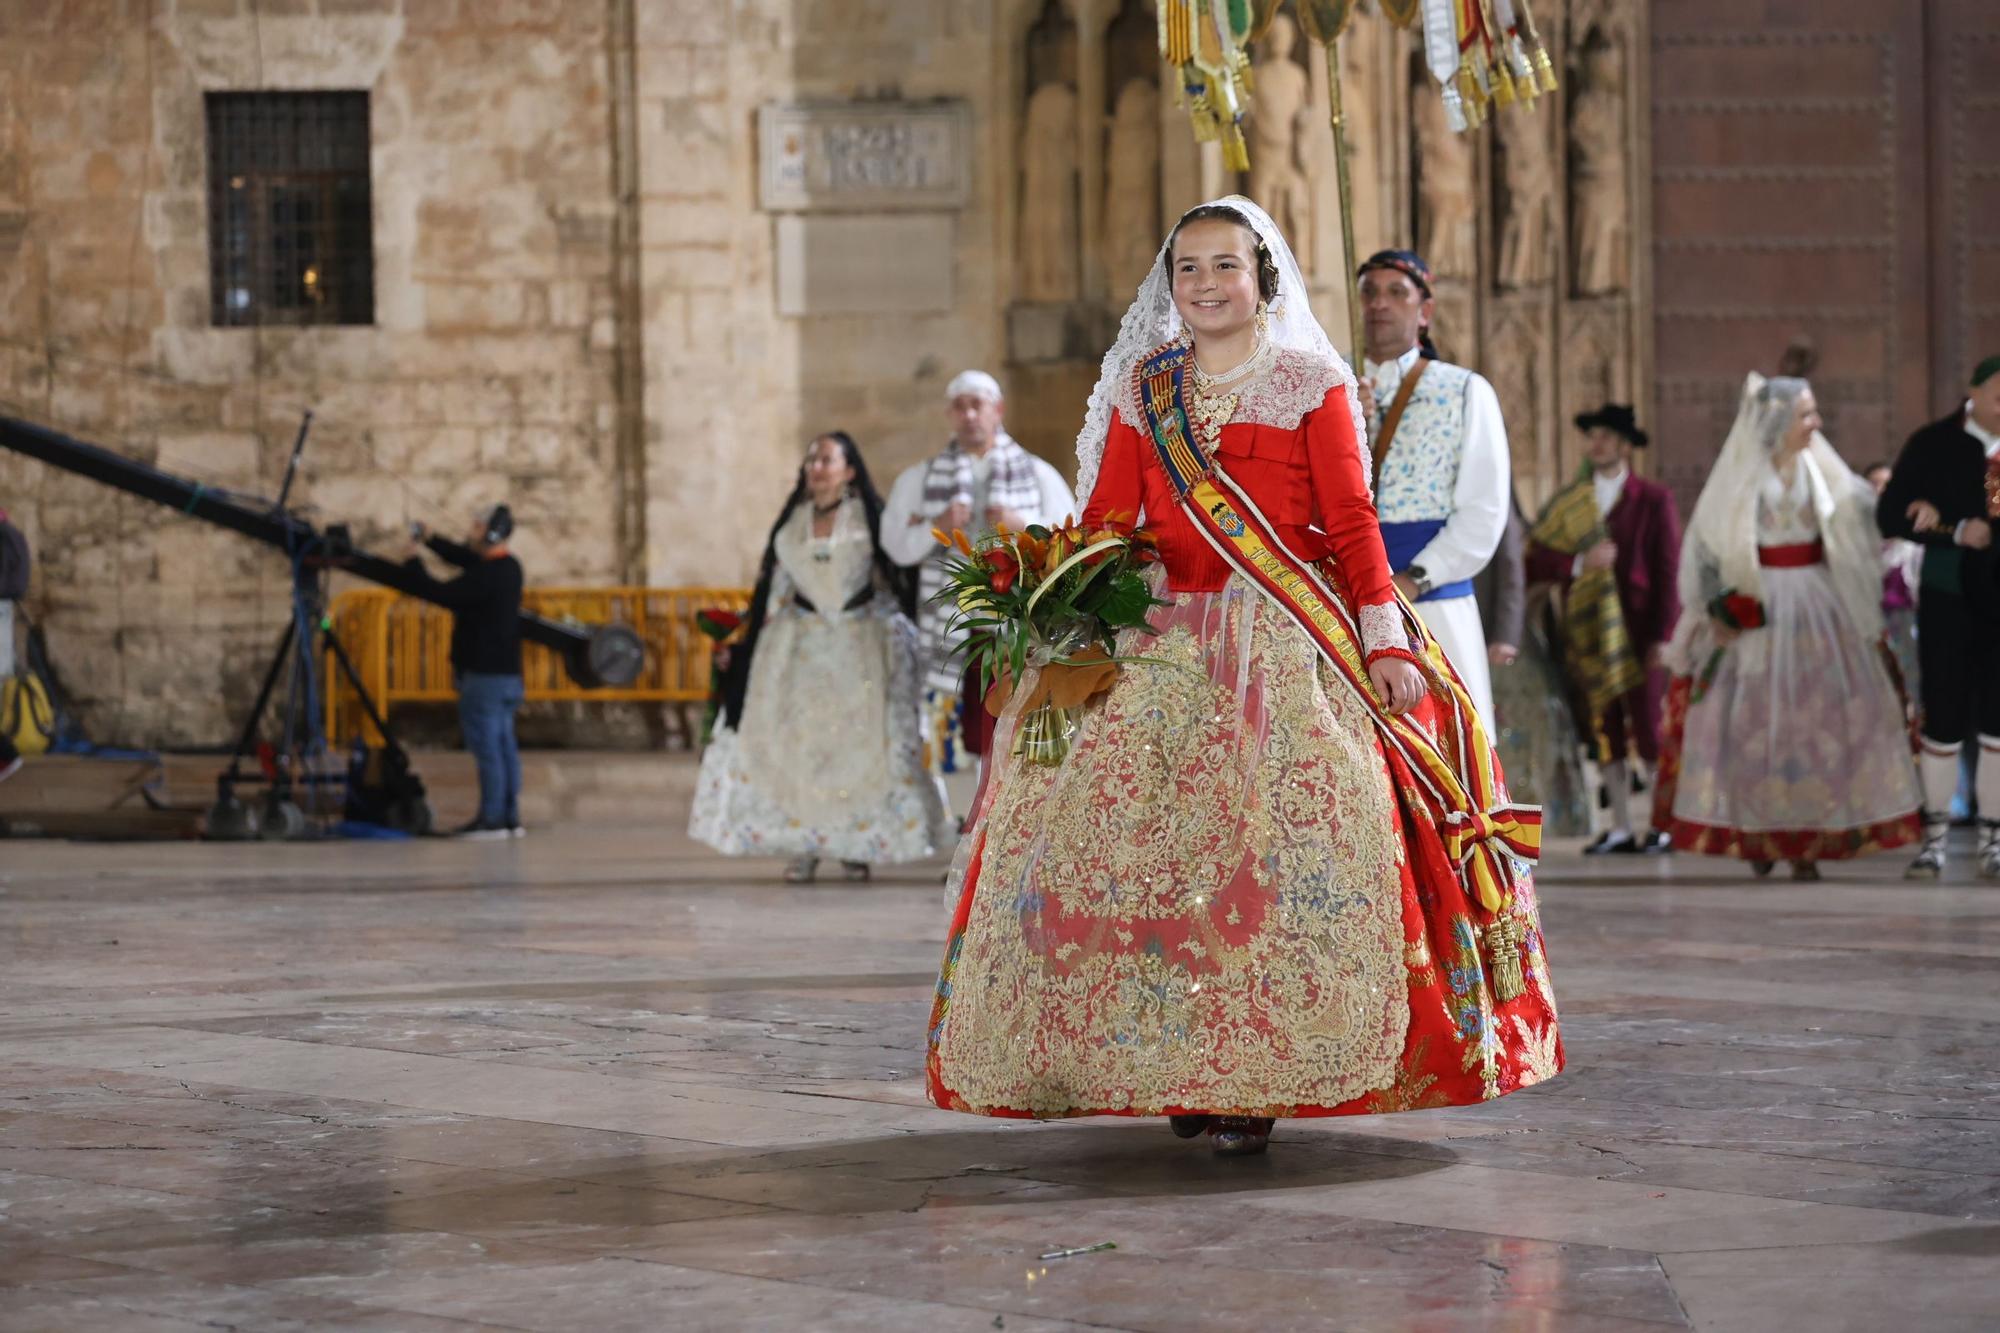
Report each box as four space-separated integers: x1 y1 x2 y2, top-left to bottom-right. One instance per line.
1530 472 1642 759
916 433 1043 693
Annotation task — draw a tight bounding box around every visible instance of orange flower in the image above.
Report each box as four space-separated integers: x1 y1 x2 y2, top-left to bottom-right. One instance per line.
1015 530 1048 569
1042 533 1072 577
931 526 952 547
951 528 974 556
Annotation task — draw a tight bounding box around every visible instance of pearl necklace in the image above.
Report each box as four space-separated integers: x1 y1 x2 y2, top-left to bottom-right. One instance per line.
1185 333 1272 448
1190 332 1274 394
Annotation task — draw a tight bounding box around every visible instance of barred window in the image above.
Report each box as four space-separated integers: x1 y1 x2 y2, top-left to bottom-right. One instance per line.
205 91 374 327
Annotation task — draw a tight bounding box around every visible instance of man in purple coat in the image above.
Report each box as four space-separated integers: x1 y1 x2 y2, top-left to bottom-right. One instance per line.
1527 404 1683 853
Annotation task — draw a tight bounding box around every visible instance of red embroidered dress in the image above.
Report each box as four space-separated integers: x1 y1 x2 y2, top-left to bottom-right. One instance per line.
925 348 1564 1121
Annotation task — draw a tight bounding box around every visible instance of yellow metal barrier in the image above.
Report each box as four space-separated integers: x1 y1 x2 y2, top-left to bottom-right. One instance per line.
324 586 753 747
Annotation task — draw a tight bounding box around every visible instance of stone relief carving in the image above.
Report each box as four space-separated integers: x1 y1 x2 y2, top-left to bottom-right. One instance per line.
1495 102 1556 290
1569 37 1629 297
1413 80 1476 279
1428 282 1476 366
1485 301 1548 477
1020 79 1081 302
1104 78 1161 296
1248 15 1315 273
1562 301 1625 423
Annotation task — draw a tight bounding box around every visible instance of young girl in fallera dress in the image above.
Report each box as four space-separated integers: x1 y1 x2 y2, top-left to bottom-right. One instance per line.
923 198 1564 1157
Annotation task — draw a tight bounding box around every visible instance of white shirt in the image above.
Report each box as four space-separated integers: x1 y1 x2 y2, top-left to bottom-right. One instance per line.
1363 343 1511 587
1965 401 2000 459
880 444 1077 567
1362 344 1424 398
1950 403 2000 547
1593 464 1629 518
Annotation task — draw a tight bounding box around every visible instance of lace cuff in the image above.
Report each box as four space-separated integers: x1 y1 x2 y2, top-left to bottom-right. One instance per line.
1358 600 1404 660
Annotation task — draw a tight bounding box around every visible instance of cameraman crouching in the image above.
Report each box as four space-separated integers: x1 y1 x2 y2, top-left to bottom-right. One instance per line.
403 505 524 839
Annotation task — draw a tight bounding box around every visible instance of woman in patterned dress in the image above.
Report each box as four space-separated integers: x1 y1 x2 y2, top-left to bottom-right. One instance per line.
1654 375 1921 878
924 199 1563 1157
690 433 952 881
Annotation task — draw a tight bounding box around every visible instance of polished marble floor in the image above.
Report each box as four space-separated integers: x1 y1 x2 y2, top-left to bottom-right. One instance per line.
2 823 1998 1332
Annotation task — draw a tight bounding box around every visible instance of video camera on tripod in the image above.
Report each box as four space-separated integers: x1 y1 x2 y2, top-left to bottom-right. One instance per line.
0 411 646 839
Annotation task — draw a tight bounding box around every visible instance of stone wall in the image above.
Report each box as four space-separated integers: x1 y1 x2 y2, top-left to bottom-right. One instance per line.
0 0 1646 744
0 0 625 744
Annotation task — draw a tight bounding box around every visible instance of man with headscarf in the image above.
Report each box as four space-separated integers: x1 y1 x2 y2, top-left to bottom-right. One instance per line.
1354 249 1512 724
881 370 1077 774
1526 404 1682 854
1877 354 2000 878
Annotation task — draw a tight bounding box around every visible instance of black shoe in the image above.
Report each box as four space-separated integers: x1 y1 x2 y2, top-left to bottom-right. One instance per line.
1584 830 1638 855
1751 860 1776 878
450 819 510 841
1169 1115 1211 1139
1637 830 1673 854
1209 1116 1274 1156
0 756 21 785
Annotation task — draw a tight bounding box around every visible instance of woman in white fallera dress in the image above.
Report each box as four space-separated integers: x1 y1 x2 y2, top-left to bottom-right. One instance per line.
690 433 952 881
1656 374 1921 878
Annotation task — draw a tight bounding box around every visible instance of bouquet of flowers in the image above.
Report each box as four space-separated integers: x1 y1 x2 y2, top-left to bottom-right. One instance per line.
1707 591 1766 632
1692 589 1766 701
932 515 1165 765
694 607 744 745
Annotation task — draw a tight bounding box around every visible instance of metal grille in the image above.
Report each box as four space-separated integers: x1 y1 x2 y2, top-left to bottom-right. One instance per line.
206 91 374 327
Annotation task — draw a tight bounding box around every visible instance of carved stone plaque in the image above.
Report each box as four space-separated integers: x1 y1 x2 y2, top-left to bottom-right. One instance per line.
759 101 971 212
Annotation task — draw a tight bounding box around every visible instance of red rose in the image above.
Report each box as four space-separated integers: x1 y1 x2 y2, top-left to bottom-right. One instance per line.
695 609 742 640
1721 593 1765 629
987 548 1020 594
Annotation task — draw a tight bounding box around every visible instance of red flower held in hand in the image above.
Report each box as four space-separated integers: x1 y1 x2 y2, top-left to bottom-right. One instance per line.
987 547 1020 594
1722 593 1765 629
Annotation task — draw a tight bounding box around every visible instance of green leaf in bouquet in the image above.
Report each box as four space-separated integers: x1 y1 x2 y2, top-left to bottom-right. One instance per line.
1090 574 1158 627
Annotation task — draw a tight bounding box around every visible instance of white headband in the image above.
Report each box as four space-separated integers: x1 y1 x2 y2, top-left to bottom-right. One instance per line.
946 369 1004 404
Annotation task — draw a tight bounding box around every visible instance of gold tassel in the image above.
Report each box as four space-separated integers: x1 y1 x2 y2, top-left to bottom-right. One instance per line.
1484 913 1526 1003
1534 46 1558 93
1161 0 1194 64
1491 60 1517 105
1456 65 1486 128
1221 123 1250 172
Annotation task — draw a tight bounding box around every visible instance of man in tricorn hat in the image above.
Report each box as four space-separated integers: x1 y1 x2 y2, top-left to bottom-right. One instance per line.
1355 248 1512 724
1525 403 1682 854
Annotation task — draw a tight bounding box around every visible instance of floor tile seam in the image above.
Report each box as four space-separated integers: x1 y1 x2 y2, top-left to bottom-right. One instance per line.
1651 1253 1698 1328
18 1268 548 1333
1269 1127 1996 1197
587 1252 1150 1331
1483 1083 2000 1121
0 1033 927 1128
1221 1167 1990 1232
0 968 944 1014
3 1079 896 1153
0 1163 548 1233
594 1242 1693 1331
1493 1138 1994 1190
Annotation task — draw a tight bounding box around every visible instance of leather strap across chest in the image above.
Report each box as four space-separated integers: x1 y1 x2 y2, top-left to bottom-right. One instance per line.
1370 358 1431 491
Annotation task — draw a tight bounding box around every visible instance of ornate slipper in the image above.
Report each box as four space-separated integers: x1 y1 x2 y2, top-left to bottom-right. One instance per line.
1169 1115 1211 1139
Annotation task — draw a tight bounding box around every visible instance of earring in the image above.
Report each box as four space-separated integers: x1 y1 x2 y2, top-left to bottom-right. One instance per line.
1255 300 1271 339
1176 324 1194 350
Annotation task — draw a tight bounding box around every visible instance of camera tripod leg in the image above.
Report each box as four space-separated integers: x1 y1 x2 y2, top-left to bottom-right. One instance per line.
219 618 297 796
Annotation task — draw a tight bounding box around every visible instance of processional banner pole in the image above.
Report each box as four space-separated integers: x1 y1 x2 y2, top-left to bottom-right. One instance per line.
1166 0 1557 362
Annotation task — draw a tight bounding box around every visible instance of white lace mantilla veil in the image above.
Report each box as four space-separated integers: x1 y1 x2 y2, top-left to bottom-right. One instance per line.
1073 195 1368 510
1666 371 1883 669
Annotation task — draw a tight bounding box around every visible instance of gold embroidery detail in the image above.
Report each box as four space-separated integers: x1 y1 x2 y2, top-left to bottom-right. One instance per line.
933 589 1410 1115
1512 1015 1561 1087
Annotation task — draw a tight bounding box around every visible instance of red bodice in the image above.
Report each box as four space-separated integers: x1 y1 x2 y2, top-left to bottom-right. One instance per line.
1082 383 1396 608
